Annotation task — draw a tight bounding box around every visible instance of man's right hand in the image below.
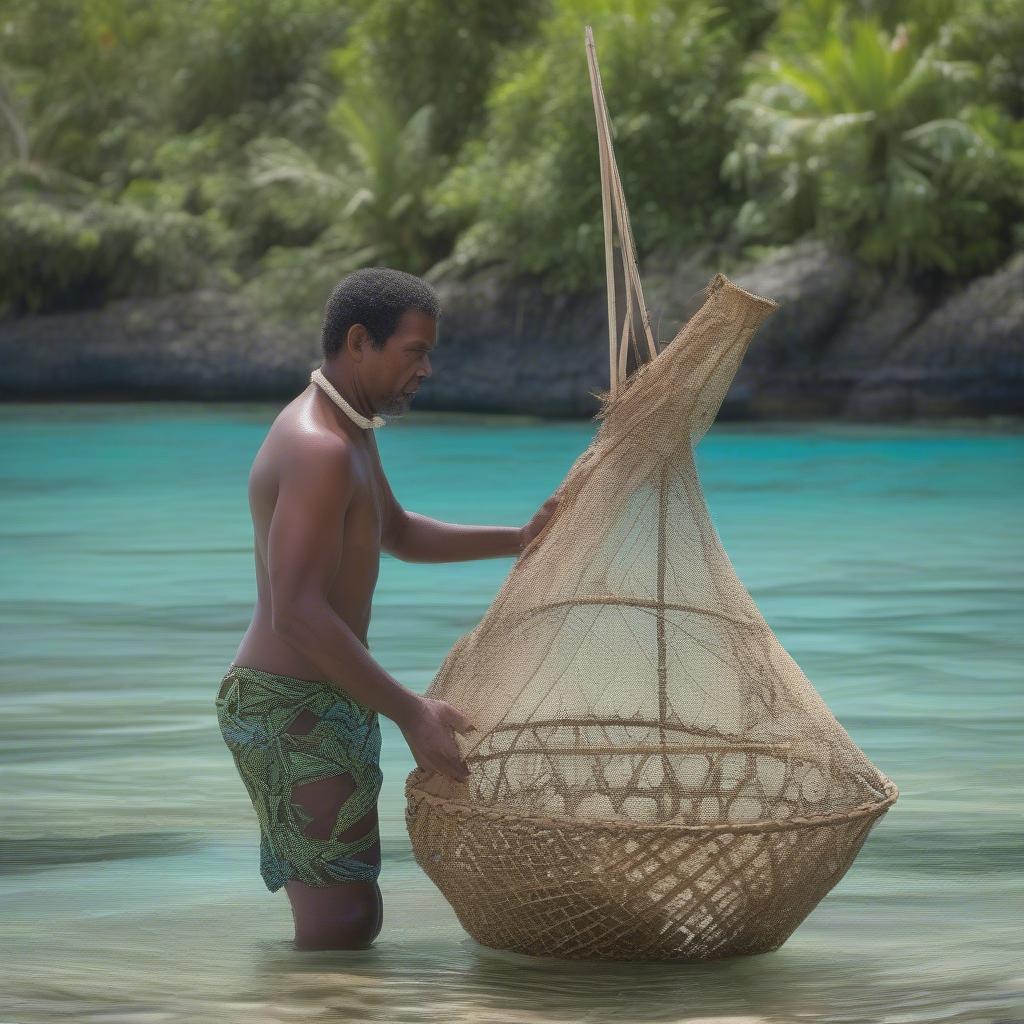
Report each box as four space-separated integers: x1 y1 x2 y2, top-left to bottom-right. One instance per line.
398 696 477 783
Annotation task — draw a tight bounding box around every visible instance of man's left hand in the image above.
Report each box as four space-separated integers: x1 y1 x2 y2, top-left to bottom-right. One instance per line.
519 487 564 553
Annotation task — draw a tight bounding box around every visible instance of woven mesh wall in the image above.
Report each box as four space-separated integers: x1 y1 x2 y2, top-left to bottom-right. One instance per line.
404 28 897 962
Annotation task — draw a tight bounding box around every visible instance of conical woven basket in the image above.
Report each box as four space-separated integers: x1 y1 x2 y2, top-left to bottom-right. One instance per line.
404 27 897 962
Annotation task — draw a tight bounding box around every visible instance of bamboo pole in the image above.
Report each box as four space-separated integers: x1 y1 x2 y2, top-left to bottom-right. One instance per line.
585 27 620 394
656 464 671 815
584 24 659 389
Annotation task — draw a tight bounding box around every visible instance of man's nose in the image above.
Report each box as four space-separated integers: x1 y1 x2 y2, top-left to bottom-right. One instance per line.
420 355 432 379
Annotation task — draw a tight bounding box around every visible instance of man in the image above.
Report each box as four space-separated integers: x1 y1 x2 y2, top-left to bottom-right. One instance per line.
214 267 561 951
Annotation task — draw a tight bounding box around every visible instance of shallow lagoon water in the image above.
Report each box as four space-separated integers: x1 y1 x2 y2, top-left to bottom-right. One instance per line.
1 403 1021 1023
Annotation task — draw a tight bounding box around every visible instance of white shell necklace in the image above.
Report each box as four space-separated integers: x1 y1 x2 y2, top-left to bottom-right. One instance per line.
309 367 386 429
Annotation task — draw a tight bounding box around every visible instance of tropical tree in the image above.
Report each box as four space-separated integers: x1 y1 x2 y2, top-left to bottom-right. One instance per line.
329 0 545 160
432 0 753 291
722 8 1018 281
241 88 453 320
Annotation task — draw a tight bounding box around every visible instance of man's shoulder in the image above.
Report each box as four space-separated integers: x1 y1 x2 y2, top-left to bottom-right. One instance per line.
270 416 356 474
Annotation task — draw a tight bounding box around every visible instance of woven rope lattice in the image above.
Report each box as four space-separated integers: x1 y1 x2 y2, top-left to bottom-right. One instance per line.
404 26 898 961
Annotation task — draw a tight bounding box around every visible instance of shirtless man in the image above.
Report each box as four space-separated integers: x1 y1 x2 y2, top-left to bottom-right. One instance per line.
215 267 560 951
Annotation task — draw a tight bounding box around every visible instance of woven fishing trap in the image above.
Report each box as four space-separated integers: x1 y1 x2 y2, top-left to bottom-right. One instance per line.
404 26 898 961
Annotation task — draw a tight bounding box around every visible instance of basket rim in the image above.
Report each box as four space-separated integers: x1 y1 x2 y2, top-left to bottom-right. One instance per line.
405 771 899 837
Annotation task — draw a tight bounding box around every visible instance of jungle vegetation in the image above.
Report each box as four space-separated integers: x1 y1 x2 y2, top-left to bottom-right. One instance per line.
1 0 1021 321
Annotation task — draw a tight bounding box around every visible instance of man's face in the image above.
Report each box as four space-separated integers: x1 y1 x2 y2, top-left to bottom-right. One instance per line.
364 309 437 417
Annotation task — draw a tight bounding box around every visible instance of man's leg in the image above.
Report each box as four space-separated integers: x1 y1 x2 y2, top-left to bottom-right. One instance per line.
283 709 383 950
284 878 382 951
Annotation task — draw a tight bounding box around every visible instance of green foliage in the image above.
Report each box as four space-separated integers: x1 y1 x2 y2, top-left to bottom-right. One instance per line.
0 165 234 316
943 0 1024 118
0 0 1021 316
326 92 451 271
274 0 550 296
330 0 545 159
433 0 749 291
0 0 169 179
234 0 543 312
145 123 338 268
166 0 351 132
240 94 454 321
722 1 1023 282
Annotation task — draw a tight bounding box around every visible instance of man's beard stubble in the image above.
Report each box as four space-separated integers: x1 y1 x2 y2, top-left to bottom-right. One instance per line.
376 391 413 417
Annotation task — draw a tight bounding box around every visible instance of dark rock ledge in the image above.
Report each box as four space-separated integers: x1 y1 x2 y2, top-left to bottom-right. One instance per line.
1 240 1021 420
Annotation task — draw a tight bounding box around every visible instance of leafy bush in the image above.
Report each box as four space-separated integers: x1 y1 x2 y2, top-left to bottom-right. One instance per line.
166 0 351 132
722 4 1024 282
0 167 234 315
1 0 1021 317
329 0 544 160
433 0 750 291
241 95 453 321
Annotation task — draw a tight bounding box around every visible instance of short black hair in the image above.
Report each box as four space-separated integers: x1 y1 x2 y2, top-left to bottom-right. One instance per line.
320 266 441 358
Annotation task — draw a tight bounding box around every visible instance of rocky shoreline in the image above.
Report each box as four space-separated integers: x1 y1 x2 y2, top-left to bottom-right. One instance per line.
2 240 1021 420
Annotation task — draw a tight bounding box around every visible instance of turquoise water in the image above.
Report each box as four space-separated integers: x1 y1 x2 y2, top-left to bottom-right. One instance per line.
1 402 1021 1024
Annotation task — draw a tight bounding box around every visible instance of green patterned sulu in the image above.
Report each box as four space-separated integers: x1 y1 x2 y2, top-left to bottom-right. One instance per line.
215 663 384 891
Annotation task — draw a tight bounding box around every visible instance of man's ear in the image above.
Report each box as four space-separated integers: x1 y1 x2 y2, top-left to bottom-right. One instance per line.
345 323 372 361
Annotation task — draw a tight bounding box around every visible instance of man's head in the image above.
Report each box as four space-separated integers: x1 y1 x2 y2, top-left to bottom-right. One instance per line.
320 267 441 417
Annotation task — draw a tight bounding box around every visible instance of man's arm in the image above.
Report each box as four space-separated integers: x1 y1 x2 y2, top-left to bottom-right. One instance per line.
268 437 422 721
392 511 523 563
267 435 473 781
377 458 522 562
379 470 563 564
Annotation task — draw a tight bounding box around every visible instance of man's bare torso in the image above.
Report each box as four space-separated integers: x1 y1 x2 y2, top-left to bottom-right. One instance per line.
232 384 386 678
